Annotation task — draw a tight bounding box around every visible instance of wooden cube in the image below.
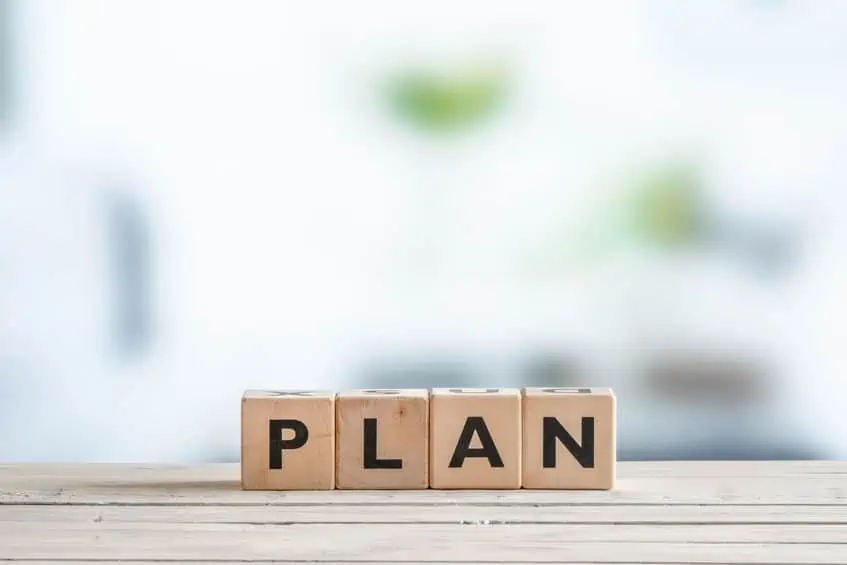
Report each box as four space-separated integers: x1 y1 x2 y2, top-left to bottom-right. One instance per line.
429 388 521 489
241 390 335 490
336 389 429 489
521 387 615 489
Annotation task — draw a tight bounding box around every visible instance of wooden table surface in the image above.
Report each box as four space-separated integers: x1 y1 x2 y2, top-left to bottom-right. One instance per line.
1 462 845 564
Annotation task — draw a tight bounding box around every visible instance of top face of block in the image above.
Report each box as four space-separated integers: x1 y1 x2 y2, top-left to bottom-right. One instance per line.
243 390 334 399
432 388 520 397
523 387 614 397
338 389 429 399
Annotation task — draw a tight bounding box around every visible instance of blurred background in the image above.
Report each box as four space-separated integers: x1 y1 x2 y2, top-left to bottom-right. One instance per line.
1 0 846 463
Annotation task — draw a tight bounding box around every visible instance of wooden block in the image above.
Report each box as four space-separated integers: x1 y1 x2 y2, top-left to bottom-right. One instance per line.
335 389 429 489
241 390 335 490
429 388 521 489
521 387 615 489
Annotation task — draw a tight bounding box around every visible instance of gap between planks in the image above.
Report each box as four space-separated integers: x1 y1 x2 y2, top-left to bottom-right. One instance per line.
1 533 846 564
3 522 847 543
2 504 847 525
9 562 847 565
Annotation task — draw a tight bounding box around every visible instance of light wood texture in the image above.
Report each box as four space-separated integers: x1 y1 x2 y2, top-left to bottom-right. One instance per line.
522 387 615 489
0 462 845 564
241 390 335 490
6 502 847 524
335 389 429 489
3 462 846 505
429 388 521 489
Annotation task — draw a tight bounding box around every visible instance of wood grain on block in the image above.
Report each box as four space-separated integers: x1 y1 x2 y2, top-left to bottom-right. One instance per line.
522 387 615 489
336 389 429 489
429 388 521 489
241 390 335 490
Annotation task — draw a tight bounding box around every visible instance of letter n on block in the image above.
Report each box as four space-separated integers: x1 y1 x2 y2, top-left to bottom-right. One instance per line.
241 390 335 490
430 388 521 489
522 387 616 489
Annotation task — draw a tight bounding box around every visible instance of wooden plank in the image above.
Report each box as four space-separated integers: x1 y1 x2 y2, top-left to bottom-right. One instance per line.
1 524 845 563
3 521 847 542
3 482 844 505
1 463 846 506
2 503 847 525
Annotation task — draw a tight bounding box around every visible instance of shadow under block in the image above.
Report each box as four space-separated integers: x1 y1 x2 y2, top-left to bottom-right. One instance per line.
241 390 335 490
521 387 615 490
429 388 521 489
335 389 429 489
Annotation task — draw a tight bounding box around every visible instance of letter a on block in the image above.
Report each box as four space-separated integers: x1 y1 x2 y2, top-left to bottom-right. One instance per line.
521 387 615 489
430 388 521 489
241 390 335 490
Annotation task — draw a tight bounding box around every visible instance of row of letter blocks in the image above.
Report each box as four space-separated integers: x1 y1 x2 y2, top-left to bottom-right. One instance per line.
241 387 615 490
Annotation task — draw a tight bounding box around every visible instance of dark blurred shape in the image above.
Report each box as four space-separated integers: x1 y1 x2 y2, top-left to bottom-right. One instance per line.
644 354 768 406
618 443 822 461
0 0 13 128
105 187 153 359
521 352 581 388
707 216 798 277
387 62 508 134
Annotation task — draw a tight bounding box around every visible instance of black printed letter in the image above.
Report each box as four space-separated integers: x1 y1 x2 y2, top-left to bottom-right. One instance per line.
363 418 402 469
449 417 504 468
269 419 309 469
542 417 594 468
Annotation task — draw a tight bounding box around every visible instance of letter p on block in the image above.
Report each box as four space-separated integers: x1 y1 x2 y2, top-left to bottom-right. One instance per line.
241 390 335 490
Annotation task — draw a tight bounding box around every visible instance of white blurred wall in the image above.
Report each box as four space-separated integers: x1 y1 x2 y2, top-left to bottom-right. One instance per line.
2 0 847 461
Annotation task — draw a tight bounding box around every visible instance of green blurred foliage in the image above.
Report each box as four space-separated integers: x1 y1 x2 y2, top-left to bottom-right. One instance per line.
627 163 703 248
387 63 508 134
519 161 706 281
